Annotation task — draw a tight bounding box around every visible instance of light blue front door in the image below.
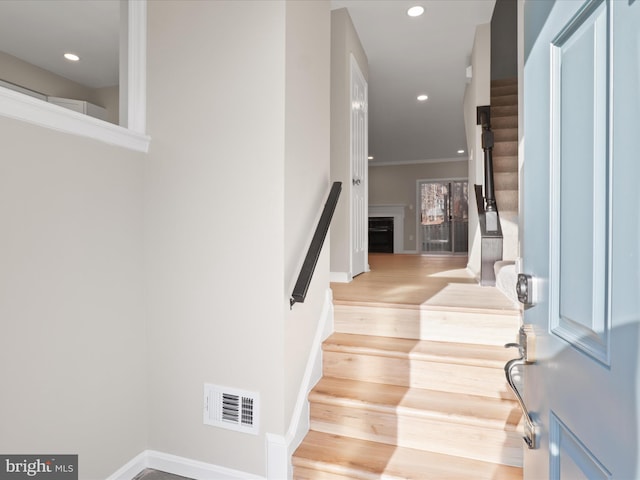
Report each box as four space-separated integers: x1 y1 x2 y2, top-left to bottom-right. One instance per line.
523 0 640 477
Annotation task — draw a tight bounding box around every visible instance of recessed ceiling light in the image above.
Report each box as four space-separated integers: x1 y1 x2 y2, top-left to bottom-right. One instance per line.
407 6 424 17
64 53 80 62
417 94 428 102
457 149 465 154
368 156 374 160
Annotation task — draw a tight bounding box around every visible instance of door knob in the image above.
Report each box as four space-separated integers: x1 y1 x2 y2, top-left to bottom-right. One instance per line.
352 178 361 186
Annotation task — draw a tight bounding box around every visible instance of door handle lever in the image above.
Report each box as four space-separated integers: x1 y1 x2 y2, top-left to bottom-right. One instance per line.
505 326 537 449
505 342 524 358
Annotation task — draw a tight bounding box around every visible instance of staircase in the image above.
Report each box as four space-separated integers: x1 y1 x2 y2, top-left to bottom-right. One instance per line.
293 258 524 479
490 77 519 263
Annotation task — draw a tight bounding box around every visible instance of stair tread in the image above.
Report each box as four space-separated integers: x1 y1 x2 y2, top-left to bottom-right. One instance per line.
324 332 518 368
294 431 523 480
492 86 518 97
491 94 518 106
491 105 518 117
311 377 521 428
334 280 521 313
492 116 518 129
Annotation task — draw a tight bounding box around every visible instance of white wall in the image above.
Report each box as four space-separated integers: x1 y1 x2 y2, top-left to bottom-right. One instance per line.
146 1 330 476
0 118 147 478
330 8 368 280
145 1 285 475
284 0 331 455
463 23 491 277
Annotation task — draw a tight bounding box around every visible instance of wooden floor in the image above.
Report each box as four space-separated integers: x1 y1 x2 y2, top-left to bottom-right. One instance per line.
331 253 519 313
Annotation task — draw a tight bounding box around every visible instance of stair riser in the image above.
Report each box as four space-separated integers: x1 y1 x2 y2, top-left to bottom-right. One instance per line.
494 141 518 157
310 404 523 467
496 191 519 212
495 175 518 192
493 156 518 173
494 128 518 142
323 351 514 399
334 305 520 346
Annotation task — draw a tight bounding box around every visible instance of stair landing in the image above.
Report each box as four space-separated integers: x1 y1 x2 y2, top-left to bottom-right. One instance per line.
330 254 519 312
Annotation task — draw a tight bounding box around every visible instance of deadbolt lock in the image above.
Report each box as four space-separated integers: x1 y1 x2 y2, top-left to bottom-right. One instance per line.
516 273 534 306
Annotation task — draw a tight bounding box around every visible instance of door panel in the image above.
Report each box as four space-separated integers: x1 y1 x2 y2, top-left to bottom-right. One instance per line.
550 413 611 480
523 0 640 478
550 0 610 364
350 55 367 276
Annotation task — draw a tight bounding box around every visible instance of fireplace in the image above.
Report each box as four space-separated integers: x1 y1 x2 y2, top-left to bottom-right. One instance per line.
368 217 394 253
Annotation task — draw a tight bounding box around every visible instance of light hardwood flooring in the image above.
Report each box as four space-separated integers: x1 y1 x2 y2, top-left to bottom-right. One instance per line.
331 254 520 312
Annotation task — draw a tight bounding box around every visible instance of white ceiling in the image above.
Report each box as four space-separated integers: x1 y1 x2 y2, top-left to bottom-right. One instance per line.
0 0 119 89
332 0 496 165
0 1 495 164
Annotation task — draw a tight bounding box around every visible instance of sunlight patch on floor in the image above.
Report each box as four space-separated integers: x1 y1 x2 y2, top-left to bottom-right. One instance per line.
428 268 475 279
422 283 519 311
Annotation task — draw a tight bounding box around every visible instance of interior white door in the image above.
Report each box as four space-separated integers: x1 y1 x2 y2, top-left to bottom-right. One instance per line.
350 55 368 277
522 0 640 478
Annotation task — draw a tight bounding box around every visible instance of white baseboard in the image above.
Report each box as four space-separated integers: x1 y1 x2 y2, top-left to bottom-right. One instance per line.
106 450 264 480
329 271 351 283
273 288 334 479
266 434 287 480
106 452 147 480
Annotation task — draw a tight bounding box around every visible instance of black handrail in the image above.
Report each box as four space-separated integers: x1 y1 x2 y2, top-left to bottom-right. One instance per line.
290 182 342 308
477 105 497 213
475 105 504 286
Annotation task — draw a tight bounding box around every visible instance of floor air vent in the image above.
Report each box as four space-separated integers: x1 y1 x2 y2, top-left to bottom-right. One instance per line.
203 383 259 435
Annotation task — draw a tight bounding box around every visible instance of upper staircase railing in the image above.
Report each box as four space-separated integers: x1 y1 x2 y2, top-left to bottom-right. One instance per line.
476 106 503 286
290 181 342 308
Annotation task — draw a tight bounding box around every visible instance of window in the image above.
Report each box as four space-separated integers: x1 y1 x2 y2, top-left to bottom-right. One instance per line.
0 0 149 152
